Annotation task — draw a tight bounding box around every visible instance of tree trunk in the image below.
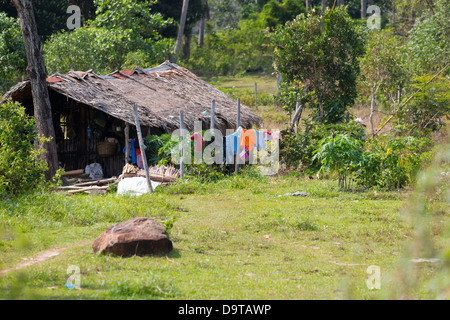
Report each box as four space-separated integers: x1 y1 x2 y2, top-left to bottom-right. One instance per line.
198 0 208 47
11 0 58 180
370 80 382 138
320 0 327 30
361 0 367 18
321 0 327 13
306 0 310 10
318 100 324 120
182 32 192 60
370 88 375 139
172 0 190 63
198 18 205 47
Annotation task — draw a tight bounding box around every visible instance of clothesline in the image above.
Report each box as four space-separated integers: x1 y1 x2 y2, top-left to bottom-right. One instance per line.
192 127 282 165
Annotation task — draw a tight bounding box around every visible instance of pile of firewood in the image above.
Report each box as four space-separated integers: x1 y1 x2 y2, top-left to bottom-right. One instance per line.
121 164 180 183
57 177 118 195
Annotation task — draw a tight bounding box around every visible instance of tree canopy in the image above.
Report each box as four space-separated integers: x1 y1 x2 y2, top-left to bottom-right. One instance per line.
272 6 366 123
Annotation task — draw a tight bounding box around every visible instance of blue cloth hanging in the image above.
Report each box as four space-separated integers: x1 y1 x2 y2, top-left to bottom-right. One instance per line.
123 139 137 165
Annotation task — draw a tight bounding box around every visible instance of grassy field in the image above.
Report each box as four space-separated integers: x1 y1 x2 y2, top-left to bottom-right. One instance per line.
0 170 448 300
0 74 448 300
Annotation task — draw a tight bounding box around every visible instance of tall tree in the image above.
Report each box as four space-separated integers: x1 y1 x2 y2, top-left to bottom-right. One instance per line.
273 6 366 123
361 0 366 18
173 0 190 62
11 0 58 179
198 0 209 47
321 0 327 12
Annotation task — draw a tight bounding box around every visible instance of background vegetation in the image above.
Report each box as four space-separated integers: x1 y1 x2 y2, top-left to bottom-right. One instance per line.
0 0 448 300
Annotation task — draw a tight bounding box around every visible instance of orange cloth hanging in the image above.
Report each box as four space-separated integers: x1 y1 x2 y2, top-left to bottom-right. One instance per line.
239 129 257 152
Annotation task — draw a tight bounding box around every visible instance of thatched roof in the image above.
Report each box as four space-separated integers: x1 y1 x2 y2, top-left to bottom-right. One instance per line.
1 61 262 133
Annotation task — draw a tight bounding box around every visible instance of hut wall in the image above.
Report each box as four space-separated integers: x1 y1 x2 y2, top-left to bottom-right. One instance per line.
51 91 127 178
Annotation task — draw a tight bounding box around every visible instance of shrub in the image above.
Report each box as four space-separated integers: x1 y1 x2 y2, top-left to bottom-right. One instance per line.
0 102 48 197
280 119 367 172
355 135 434 190
312 133 364 189
144 133 177 166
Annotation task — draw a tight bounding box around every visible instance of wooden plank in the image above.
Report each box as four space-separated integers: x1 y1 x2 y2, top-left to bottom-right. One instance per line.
180 110 185 179
66 186 110 195
235 98 241 175
124 122 130 165
133 104 153 193
211 100 215 131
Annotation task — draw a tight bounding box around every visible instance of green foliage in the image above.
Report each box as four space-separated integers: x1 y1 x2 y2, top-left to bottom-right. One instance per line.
312 133 364 189
281 117 433 191
358 29 408 111
144 133 177 166
0 102 48 197
405 0 449 74
92 0 169 39
185 163 230 183
185 0 305 76
355 135 434 190
276 80 313 115
0 12 26 93
44 0 173 74
272 6 366 123
186 17 273 76
280 119 367 171
396 75 450 134
257 0 306 29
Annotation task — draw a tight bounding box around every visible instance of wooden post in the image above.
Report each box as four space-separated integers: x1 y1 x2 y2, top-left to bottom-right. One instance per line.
180 110 185 179
254 82 258 106
235 98 241 175
124 122 130 165
237 98 241 128
133 104 153 193
211 100 215 131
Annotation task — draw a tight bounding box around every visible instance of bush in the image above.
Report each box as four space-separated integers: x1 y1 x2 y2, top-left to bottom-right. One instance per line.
0 102 48 197
280 119 367 172
355 135 434 190
312 133 364 189
144 133 177 166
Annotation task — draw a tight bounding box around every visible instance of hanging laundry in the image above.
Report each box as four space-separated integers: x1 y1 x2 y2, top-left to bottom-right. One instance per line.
136 148 144 168
123 139 137 165
224 127 243 164
254 130 267 151
271 131 282 142
240 145 249 160
239 129 257 152
190 132 204 153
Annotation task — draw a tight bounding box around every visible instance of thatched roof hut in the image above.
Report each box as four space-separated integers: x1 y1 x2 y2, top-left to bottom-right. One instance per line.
1 61 262 133
1 61 262 177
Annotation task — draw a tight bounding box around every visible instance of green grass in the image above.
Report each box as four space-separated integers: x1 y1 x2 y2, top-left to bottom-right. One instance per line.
208 74 279 96
0 172 448 300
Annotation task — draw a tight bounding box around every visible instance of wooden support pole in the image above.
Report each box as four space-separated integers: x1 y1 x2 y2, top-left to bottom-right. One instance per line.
235 98 241 175
124 122 130 165
254 82 258 106
180 110 185 179
237 98 241 128
133 104 153 193
211 100 215 131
